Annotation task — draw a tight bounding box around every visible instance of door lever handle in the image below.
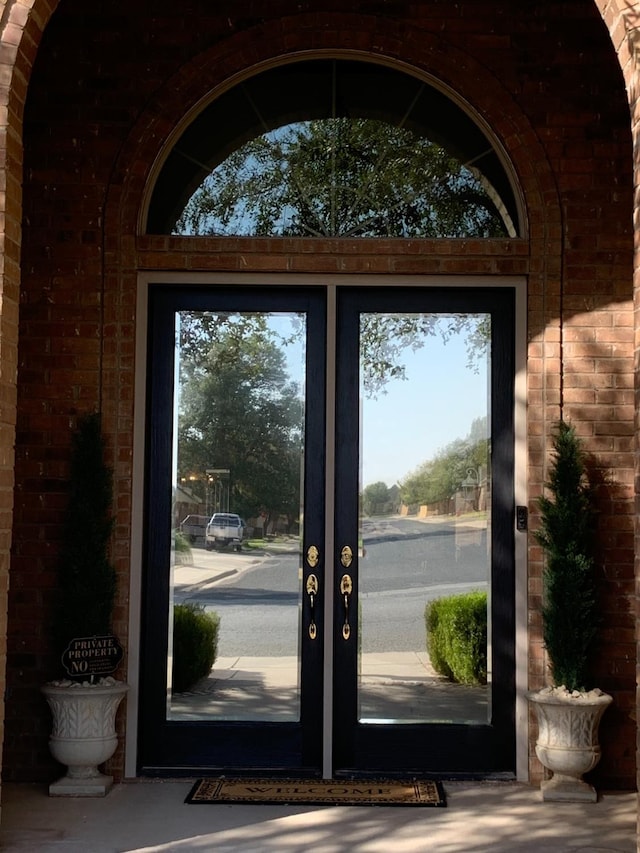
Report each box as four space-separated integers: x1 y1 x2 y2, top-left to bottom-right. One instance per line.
340 573 353 640
306 573 319 640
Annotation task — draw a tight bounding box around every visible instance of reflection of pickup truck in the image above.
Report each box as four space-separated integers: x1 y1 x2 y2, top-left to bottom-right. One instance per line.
205 513 245 551
179 514 209 544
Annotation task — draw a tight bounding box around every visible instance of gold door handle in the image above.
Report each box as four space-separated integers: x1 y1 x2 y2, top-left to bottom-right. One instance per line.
340 573 353 640
306 573 319 640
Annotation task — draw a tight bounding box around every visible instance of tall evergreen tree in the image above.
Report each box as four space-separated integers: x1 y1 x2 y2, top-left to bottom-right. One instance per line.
535 421 599 691
55 413 116 658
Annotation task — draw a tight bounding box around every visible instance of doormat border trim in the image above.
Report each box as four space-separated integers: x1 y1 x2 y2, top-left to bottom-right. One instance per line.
185 777 446 807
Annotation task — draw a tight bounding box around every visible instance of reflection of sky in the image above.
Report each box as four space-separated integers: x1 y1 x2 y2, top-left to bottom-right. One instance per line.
268 313 306 394
269 313 487 489
361 334 488 488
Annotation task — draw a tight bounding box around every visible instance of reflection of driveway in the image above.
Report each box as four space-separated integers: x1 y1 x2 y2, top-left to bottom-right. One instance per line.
361 514 486 546
173 550 265 595
174 539 300 596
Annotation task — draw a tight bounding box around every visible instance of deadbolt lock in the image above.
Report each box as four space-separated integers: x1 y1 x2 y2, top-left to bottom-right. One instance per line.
340 545 353 568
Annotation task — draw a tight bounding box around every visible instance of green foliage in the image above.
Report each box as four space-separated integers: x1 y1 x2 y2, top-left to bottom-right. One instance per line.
400 417 488 508
361 315 489 397
172 604 220 693
535 421 598 691
175 119 508 239
176 309 490 531
173 530 192 555
55 413 117 658
425 592 487 685
177 319 303 524
362 481 391 516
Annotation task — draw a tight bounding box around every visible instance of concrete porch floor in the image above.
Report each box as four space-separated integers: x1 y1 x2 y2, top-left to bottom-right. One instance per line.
0 780 636 852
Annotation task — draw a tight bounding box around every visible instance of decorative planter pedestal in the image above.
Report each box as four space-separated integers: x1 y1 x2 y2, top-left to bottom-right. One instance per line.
528 688 612 803
42 680 128 797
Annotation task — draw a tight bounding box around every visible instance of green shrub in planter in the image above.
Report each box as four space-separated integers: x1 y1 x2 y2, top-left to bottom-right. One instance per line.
172 604 220 693
534 420 598 692
425 591 487 685
55 412 117 661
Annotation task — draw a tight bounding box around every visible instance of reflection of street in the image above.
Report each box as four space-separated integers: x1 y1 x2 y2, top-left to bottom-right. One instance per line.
360 514 488 655
170 517 489 724
172 515 488 657
173 543 300 658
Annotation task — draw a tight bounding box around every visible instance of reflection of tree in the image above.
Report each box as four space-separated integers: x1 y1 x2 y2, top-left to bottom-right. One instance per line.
177 313 490 524
400 417 488 508
178 310 488 405
175 119 508 239
361 314 489 396
362 481 391 516
177 321 303 530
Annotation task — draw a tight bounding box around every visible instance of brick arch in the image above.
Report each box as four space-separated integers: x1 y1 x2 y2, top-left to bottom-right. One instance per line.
0 0 59 786
100 10 639 791
104 16 568 785
592 0 640 806
0 0 61 408
594 1 640 90
103 14 569 463
105 13 566 354
104 11 564 426
107 14 560 246
0 0 636 797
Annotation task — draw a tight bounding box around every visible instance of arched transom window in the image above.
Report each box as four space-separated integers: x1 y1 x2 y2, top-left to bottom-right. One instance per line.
146 59 521 239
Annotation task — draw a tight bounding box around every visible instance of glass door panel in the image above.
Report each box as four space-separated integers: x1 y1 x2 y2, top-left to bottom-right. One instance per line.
138 285 325 774
358 313 491 725
333 287 514 776
168 310 306 723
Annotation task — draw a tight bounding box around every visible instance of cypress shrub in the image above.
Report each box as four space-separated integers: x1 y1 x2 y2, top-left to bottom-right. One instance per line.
534 421 598 691
55 413 117 664
172 604 220 693
425 591 487 685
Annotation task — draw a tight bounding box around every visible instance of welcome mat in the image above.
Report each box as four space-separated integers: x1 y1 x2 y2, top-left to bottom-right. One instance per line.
186 778 446 807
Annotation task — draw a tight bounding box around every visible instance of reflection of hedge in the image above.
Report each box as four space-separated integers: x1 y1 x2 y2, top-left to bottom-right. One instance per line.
172 604 220 693
425 591 487 685
173 530 192 555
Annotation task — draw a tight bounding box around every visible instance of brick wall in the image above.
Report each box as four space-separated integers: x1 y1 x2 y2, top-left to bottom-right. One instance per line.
0 0 636 790
597 0 640 804
0 0 51 800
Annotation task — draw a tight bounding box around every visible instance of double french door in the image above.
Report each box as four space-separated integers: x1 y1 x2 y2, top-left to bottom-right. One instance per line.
138 281 515 778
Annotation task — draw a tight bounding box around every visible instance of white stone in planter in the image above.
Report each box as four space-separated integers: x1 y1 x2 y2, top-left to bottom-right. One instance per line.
42 678 128 797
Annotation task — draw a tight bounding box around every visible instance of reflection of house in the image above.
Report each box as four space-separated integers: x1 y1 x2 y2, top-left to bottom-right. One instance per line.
174 486 206 530
0 0 639 819
455 467 488 515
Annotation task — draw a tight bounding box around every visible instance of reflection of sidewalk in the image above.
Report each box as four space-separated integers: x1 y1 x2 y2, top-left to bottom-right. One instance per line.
172 551 268 593
170 651 487 725
360 651 487 723
395 511 488 530
174 540 300 593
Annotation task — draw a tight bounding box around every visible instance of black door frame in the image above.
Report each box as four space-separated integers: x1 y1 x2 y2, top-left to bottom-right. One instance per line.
137 283 327 775
332 286 516 776
136 278 517 778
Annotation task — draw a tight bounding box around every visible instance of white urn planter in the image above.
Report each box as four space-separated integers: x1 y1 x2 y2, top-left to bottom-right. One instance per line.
42 678 128 797
528 686 612 802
